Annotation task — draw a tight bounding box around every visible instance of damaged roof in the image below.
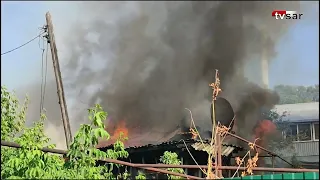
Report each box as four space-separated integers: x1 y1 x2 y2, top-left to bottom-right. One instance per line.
192 142 237 156
99 138 243 157
98 125 243 157
97 127 182 149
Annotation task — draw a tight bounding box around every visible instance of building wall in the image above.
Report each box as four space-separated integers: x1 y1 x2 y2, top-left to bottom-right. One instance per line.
293 141 319 158
278 121 319 165
272 103 319 168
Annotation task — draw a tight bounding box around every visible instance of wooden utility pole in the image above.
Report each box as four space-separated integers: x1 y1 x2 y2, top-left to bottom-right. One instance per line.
45 12 72 149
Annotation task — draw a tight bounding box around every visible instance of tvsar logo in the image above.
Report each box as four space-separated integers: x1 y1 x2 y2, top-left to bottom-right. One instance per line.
272 10 303 20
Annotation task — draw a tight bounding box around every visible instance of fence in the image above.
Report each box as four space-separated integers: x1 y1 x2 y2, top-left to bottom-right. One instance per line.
1 140 319 179
225 172 319 180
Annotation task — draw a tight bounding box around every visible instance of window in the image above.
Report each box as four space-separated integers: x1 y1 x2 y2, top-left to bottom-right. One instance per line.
298 124 312 141
284 123 318 142
285 124 298 141
314 123 319 140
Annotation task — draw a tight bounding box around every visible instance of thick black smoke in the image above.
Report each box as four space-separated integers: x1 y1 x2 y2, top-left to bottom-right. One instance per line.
67 2 299 129
19 2 305 146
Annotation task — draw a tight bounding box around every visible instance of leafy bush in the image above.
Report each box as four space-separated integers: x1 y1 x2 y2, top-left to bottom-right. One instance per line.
160 151 184 179
1 86 129 179
1 86 186 179
135 171 147 180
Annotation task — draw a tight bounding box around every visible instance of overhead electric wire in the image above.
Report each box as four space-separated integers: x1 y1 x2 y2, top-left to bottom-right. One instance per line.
37 25 49 115
40 35 46 114
1 31 46 56
40 42 49 115
43 43 49 108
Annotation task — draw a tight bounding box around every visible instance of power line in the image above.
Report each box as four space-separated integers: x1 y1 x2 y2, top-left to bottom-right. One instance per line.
1 31 46 56
40 34 46 114
40 42 49 115
43 43 49 109
39 25 49 115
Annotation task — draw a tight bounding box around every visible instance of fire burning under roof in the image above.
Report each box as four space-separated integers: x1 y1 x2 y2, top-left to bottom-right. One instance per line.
97 127 182 148
98 127 243 157
122 139 243 157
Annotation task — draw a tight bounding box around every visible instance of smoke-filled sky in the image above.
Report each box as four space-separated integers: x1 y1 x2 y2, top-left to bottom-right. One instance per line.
2 1 319 89
1 1 319 149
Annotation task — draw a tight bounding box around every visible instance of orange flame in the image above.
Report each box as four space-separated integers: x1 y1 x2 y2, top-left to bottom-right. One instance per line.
111 120 129 141
254 119 276 154
97 119 136 148
254 120 276 138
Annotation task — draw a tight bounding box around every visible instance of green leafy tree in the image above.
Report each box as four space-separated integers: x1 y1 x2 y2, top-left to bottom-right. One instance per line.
1 86 65 179
1 86 28 141
261 110 294 151
261 109 304 168
135 171 147 180
160 151 184 179
274 84 319 104
1 85 185 179
1 86 129 179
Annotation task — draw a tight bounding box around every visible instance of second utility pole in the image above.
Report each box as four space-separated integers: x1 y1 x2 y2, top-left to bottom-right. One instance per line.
45 12 73 149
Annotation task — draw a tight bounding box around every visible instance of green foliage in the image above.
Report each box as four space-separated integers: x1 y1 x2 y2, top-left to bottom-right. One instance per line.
135 171 147 180
1 86 64 179
261 110 305 168
262 110 309 168
1 85 186 179
1 86 28 141
274 84 319 104
261 110 295 151
1 86 129 179
160 151 184 179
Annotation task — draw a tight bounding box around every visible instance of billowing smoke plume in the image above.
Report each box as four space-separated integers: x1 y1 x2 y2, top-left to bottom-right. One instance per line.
18 1 305 147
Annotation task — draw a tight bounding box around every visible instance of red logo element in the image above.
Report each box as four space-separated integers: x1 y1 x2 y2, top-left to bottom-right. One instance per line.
271 10 286 16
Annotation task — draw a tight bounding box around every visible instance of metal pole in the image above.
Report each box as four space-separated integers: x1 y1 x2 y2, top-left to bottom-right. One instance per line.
2 140 318 173
217 134 222 177
272 155 275 174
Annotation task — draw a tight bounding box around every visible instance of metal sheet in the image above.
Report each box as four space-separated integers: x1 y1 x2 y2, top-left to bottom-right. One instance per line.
191 142 235 156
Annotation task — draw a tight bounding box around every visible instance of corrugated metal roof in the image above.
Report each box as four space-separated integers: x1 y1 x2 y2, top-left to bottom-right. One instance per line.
192 142 235 156
273 102 319 122
97 126 243 156
97 127 182 149
124 139 242 150
98 138 243 157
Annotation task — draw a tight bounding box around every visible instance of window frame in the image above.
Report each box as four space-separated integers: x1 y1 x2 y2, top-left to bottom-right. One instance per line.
312 122 319 141
285 124 298 141
296 123 313 142
284 122 318 142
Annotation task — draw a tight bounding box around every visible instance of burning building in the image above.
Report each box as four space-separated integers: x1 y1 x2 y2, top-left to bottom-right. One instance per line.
96 97 284 178
98 126 243 178
17 1 304 155
14 1 305 177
